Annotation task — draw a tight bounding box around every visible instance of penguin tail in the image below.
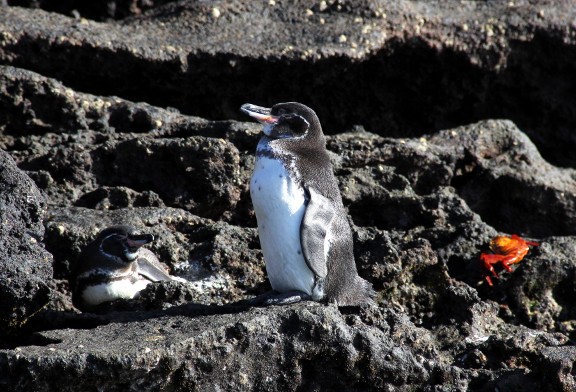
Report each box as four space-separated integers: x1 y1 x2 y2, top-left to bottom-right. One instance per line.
355 276 376 306
333 276 375 307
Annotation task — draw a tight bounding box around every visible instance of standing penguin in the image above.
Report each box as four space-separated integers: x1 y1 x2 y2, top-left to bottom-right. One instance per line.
71 225 175 311
241 102 374 306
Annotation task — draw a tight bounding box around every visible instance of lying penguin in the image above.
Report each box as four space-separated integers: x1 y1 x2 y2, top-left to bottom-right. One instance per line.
241 102 375 306
71 225 176 311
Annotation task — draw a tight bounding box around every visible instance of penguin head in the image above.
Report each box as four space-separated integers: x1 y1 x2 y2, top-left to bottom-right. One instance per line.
241 102 324 143
95 225 154 263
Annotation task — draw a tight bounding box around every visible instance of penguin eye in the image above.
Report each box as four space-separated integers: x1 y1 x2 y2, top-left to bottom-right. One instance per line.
275 107 288 116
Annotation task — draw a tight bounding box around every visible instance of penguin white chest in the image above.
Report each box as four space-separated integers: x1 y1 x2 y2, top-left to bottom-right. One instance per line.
250 156 315 294
81 277 150 307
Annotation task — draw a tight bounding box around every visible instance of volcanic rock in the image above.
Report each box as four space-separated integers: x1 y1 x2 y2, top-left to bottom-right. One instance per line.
2 1 576 166
1 0 576 391
0 150 52 341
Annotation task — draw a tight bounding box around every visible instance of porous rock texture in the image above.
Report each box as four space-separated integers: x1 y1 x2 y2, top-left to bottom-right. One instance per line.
0 150 52 336
1 1 576 391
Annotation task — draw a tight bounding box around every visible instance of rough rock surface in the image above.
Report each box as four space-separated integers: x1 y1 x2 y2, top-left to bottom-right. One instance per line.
2 0 576 167
6 0 176 21
1 1 576 391
0 149 52 336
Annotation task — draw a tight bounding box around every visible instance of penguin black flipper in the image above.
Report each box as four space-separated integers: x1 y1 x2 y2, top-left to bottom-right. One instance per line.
300 186 335 279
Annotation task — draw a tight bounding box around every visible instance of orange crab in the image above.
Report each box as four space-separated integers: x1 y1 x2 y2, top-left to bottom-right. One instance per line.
480 234 539 286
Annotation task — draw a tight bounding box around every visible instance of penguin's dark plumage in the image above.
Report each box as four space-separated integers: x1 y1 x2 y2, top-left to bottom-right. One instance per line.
241 102 374 306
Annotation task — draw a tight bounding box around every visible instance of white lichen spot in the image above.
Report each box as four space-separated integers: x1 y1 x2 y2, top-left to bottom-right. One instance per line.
211 7 221 18
485 24 494 37
0 31 15 45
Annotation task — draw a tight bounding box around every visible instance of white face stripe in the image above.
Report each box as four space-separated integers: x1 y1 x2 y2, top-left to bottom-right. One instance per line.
98 232 138 262
125 251 139 260
99 247 117 260
262 117 310 139
298 117 310 130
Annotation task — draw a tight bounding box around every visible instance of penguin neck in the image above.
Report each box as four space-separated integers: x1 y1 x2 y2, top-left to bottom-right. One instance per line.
256 137 301 182
258 134 327 159
256 135 340 203
100 252 137 271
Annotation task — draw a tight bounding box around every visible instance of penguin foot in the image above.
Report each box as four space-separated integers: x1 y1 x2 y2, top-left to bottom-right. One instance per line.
249 290 311 306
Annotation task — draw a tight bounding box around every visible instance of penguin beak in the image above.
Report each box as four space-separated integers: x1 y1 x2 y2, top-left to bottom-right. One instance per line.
240 103 278 124
126 234 154 250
